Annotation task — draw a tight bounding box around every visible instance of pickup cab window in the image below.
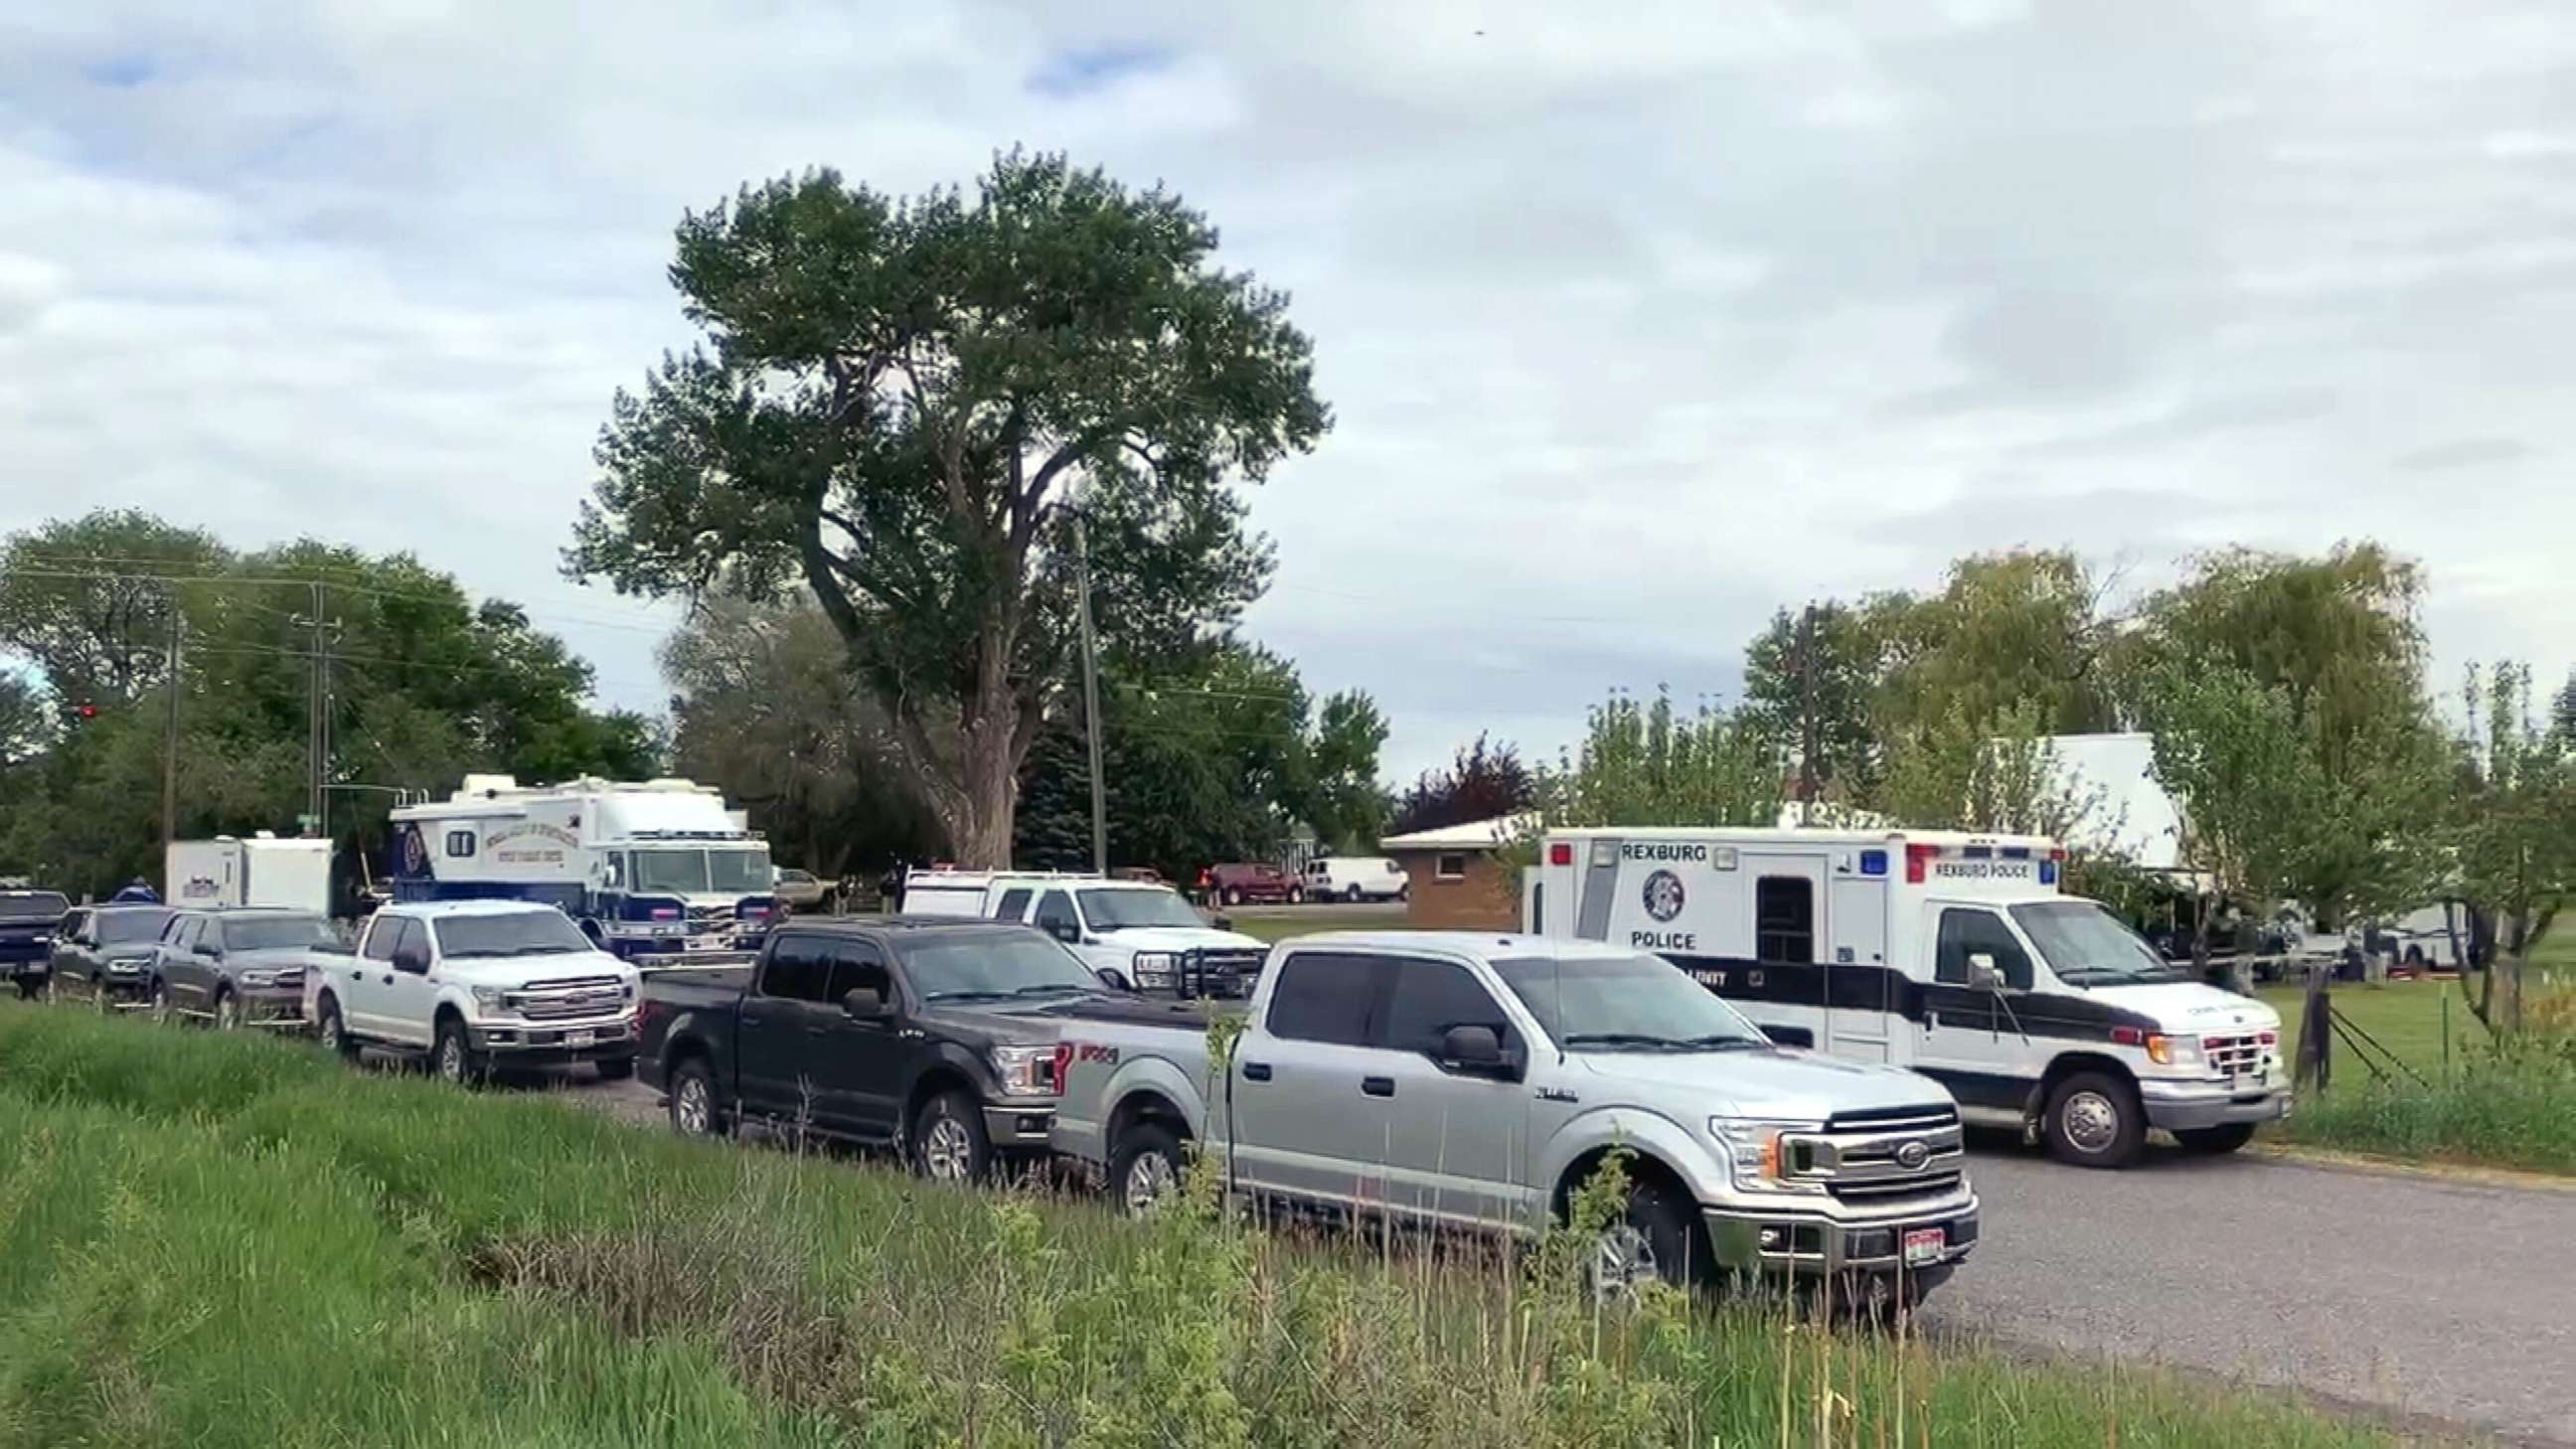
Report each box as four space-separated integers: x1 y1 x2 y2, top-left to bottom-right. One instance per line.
820 940 894 1002
1076 888 1201 930
993 887 1033 922
1264 952 1379 1046
1492 951 1767 1051
1033 891 1079 940
363 918 402 961
1378 957 1517 1057
760 935 833 1002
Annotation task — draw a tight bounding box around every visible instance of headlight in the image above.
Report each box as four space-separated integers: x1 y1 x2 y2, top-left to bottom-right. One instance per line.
989 1045 1059 1097
238 970 278 989
469 985 510 1014
1708 1117 1828 1196
2144 1034 2203 1068
1130 951 1182 983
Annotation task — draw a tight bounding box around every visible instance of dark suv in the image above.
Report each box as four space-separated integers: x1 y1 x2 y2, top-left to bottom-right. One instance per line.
150 907 345 1029
2 889 70 999
49 904 177 1010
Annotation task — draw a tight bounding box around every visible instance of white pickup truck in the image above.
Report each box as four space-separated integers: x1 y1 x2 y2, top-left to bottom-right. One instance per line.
1048 931 1980 1305
307 901 641 1083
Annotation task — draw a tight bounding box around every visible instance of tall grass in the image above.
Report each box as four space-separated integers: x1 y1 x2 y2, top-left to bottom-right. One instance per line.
2278 983 2576 1175
0 1003 2410 1448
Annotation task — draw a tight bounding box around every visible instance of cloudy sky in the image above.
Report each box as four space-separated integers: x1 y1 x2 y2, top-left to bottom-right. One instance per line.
5 1 2572 778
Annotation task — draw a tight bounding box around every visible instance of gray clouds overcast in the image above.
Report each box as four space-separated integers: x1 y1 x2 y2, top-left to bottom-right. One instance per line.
2 0 2570 775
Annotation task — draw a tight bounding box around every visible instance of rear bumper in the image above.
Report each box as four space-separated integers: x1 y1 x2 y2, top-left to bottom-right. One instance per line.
1703 1198 1980 1280
2140 1078 2293 1131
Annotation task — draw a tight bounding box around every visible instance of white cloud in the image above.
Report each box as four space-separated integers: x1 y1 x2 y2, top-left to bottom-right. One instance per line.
2 0 2572 779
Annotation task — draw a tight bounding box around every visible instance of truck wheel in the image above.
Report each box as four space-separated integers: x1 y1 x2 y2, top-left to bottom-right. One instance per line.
315 996 360 1060
668 1058 727 1137
1346 885 1364 904
431 1017 482 1086
2043 1071 2144 1169
595 1055 635 1082
912 1090 990 1184
2174 1122 2257 1155
1110 1123 1186 1215
1589 1179 1707 1299
1222 886 1242 907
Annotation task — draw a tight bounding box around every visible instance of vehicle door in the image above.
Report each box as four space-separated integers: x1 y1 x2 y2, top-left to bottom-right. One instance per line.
51 909 90 980
382 918 443 1047
1368 954 1532 1225
169 915 216 1009
1912 903 2043 1113
1229 950 1392 1208
1823 873 1896 1065
344 916 401 1034
733 933 833 1124
1741 855 1835 1054
804 938 907 1141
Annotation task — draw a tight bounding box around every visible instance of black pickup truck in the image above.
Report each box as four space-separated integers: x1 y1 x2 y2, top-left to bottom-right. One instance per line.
637 918 1110 1181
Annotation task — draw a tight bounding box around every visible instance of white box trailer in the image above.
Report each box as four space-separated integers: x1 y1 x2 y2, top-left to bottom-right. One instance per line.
167 834 334 915
1524 826 2291 1168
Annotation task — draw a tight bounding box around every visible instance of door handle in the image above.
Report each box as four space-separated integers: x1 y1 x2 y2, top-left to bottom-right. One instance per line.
380 975 394 986
1361 1075 1395 1098
1241 1061 1272 1081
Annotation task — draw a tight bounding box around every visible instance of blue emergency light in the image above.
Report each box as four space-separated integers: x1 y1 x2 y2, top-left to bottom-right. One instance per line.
1858 849 1888 877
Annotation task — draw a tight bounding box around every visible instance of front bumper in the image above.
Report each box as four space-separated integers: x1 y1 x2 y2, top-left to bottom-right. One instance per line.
98 962 154 1000
1704 1198 1980 1280
2140 1077 2293 1131
465 1016 638 1063
232 987 308 1028
982 1100 1056 1153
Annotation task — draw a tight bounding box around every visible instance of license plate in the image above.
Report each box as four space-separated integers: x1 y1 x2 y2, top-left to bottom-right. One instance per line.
1902 1228 1945 1266
564 1030 594 1047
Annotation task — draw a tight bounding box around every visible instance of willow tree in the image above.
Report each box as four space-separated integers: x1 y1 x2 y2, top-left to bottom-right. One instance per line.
568 153 1329 864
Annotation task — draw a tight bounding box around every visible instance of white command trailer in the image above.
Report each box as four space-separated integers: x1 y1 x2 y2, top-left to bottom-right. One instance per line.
167 834 334 915
388 775 778 965
1523 826 2290 1169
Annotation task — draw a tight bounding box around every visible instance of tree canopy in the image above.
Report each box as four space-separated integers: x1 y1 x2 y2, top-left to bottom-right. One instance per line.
568 151 1331 866
1388 734 1533 837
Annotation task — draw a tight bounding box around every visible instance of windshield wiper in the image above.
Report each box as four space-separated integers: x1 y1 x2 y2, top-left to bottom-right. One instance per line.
1561 1032 1692 1051
1011 983 1091 997
1680 1035 1768 1049
922 990 1015 1004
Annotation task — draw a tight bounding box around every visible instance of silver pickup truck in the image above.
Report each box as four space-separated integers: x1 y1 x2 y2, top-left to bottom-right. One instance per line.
1050 931 1980 1303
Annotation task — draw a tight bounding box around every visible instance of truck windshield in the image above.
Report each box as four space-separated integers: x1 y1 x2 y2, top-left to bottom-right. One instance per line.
903 933 1102 1001
630 849 771 895
96 908 174 946
1077 888 1203 931
228 915 343 952
1493 952 1769 1052
0 891 68 921
432 911 593 958
2011 901 2182 987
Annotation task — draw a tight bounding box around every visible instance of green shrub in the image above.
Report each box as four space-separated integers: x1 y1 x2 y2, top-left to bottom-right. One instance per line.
0 1003 2402 1447
2280 1041 2576 1175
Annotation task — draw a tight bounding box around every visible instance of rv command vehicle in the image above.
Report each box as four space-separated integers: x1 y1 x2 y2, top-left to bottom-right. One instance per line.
166 834 334 915
389 775 778 963
1524 827 2291 1168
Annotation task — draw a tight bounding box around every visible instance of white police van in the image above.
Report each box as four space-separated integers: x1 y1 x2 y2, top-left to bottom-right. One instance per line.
1523 827 2290 1168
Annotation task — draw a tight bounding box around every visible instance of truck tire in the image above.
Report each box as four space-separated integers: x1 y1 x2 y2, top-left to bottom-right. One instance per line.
595 1055 635 1082
1109 1123 1186 1215
668 1058 727 1137
431 1017 483 1086
2174 1122 2257 1155
1346 885 1364 903
1222 886 1243 907
2043 1071 2145 1169
315 996 360 1061
912 1089 990 1184
1590 1178 1707 1298
1288 886 1305 905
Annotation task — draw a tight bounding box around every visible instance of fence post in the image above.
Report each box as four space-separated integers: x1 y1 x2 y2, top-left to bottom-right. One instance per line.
2441 990 2451 1084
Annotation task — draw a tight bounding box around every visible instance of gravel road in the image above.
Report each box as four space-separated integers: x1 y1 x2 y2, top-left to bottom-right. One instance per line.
554 1068 2573 1444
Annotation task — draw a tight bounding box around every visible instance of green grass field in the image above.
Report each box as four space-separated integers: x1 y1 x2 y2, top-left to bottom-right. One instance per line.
0 1003 2410 1448
2255 977 2487 1082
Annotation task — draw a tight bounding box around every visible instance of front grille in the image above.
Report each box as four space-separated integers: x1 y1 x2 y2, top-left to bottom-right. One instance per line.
1828 1169 1966 1205
509 975 628 1022
1828 1104 1960 1132
1791 1103 1968 1208
2202 1033 2270 1079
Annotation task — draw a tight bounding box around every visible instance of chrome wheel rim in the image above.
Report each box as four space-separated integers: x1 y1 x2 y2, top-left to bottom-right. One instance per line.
1590 1223 1658 1300
2063 1090 2120 1154
675 1077 712 1134
1123 1151 1177 1212
436 1035 465 1081
317 1011 341 1051
922 1116 974 1181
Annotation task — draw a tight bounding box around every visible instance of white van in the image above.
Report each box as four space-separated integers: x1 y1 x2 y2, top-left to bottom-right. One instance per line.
1523 827 2290 1168
901 870 1268 996
1300 856 1409 903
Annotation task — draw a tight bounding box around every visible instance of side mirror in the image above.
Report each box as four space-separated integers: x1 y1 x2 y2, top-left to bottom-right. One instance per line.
1046 919 1080 945
1210 915 1234 932
392 945 430 976
1440 1024 1505 1068
1967 953 2005 992
195 943 221 959
841 986 890 1020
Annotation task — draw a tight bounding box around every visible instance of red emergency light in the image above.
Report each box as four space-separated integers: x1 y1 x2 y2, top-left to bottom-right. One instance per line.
1903 842 1940 884
1547 842 1573 867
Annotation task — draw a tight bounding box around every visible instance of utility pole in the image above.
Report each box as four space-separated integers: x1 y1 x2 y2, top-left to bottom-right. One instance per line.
1796 603 1821 811
160 591 182 893
292 582 341 840
1074 517 1108 875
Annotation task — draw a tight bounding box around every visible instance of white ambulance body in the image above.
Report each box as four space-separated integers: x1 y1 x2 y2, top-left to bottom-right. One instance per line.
1524 826 2290 1168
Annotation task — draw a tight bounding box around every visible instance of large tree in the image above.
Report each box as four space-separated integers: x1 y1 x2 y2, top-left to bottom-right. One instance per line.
1388 734 1533 837
1867 550 2122 746
1741 603 1880 805
2454 662 2576 1034
566 152 1331 866
1535 689 1777 829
